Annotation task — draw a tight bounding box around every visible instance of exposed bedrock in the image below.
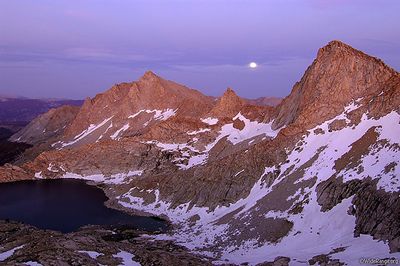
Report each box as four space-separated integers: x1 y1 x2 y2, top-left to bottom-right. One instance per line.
316 176 400 252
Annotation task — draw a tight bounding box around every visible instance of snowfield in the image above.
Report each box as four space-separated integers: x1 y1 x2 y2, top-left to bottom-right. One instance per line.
117 107 400 265
147 112 280 170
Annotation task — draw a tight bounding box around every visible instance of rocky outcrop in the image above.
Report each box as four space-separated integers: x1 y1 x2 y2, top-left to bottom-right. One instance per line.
256 256 290 266
0 221 213 265
316 177 400 252
0 163 32 182
210 88 246 117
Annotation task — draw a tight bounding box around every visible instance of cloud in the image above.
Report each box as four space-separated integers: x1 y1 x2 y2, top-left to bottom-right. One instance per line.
0 46 181 71
169 56 307 73
63 48 156 61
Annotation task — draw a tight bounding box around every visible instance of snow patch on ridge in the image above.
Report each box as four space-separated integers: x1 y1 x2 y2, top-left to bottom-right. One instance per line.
113 250 141 266
57 116 113 147
34 171 44 179
148 113 279 169
97 121 113 142
78 250 102 259
24 262 43 266
111 123 130 140
201 117 218 125
187 128 211 135
61 170 143 185
128 109 177 121
0 245 24 262
221 113 278 145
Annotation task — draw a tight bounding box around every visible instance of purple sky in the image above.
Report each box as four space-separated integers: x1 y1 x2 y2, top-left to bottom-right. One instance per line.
0 0 399 100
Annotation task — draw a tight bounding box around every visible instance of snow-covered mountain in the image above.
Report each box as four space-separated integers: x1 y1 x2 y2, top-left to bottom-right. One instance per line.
1 40 399 265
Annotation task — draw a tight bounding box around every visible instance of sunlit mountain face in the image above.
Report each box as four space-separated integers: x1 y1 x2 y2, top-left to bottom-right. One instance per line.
1 40 399 265
0 1 399 265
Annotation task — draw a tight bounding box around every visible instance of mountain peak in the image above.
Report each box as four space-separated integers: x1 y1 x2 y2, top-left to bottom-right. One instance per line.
325 40 351 49
210 87 245 117
222 87 237 97
139 70 161 82
272 40 399 131
220 87 243 105
316 40 376 63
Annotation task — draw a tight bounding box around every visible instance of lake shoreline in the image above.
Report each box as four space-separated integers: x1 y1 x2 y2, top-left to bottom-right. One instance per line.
0 178 169 234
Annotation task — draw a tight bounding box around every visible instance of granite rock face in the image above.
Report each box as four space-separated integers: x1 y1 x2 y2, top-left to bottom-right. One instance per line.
272 40 399 131
317 176 400 252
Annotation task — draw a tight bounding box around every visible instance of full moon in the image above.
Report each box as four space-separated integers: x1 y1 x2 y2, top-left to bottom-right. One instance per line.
249 62 257 68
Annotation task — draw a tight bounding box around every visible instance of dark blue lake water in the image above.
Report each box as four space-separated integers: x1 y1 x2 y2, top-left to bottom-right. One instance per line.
0 179 167 233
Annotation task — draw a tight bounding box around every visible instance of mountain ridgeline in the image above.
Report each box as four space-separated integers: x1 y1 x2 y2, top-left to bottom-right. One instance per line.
1 41 399 265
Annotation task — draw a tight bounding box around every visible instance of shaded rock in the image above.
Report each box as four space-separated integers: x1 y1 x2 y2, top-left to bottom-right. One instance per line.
257 256 290 266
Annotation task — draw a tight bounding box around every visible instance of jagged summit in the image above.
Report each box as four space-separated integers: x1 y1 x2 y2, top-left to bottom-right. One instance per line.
272 40 400 130
60 71 215 143
210 87 246 117
317 40 357 56
316 40 398 74
219 87 245 109
221 88 242 102
139 70 161 83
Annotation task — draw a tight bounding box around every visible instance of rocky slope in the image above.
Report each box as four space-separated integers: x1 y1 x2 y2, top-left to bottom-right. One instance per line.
10 105 80 145
1 40 399 265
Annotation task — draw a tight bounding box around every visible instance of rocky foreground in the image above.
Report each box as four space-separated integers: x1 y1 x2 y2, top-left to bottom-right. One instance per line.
0 220 304 266
0 220 214 266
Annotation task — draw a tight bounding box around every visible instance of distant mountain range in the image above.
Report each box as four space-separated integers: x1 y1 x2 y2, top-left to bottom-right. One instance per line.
0 96 83 123
0 97 83 165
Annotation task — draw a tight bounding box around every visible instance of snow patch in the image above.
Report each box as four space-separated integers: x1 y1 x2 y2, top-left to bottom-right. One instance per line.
129 109 177 121
201 117 218 125
147 113 279 170
113 250 141 266
61 169 144 185
78 250 103 259
24 262 43 266
234 169 245 177
47 163 58 173
111 123 130 140
0 245 24 261
217 113 278 145
97 121 113 142
61 116 113 147
34 171 44 179
187 128 211 135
